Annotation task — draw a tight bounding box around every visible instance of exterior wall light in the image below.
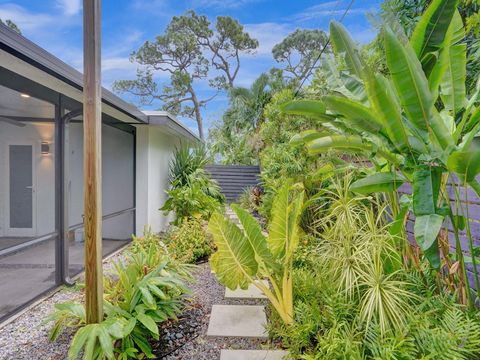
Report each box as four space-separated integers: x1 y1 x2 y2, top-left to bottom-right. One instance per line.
41 141 50 154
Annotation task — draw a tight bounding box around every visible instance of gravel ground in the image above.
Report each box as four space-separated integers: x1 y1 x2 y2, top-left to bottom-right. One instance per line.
0 255 281 360
152 261 279 359
0 248 127 360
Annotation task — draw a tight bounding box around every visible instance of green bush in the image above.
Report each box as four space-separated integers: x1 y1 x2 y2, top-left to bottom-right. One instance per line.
46 230 192 360
161 145 224 224
164 218 215 264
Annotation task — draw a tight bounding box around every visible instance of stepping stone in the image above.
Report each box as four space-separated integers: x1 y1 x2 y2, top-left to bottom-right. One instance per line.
207 305 267 339
220 350 287 360
225 280 268 299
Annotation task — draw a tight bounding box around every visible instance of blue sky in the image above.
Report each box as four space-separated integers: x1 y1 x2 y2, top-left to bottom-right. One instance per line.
0 0 382 135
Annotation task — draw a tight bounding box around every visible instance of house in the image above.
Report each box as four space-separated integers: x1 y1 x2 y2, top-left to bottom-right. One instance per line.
0 24 199 321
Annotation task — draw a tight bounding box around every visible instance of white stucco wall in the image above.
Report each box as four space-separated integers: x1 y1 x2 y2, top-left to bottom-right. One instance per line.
135 126 182 235
68 123 135 240
0 121 55 237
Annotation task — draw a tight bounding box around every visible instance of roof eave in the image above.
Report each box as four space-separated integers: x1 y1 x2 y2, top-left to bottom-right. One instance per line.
0 23 148 124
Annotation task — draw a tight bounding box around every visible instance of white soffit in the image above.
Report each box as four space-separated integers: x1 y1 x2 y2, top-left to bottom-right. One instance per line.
0 49 139 124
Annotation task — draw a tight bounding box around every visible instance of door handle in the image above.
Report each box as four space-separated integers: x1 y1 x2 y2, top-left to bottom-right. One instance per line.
25 186 33 189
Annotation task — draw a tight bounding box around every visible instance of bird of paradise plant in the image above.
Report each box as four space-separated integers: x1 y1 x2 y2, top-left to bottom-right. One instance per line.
282 0 480 307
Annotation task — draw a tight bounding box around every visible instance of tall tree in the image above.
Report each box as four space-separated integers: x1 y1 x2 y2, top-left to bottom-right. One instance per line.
113 12 257 139
0 19 21 34
173 11 259 89
209 70 287 164
272 29 329 84
113 19 212 139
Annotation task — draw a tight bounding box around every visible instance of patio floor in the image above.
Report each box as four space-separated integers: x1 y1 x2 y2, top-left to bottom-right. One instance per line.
0 237 34 252
0 237 128 319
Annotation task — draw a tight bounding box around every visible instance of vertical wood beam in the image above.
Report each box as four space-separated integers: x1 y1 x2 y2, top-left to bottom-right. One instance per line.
83 0 103 324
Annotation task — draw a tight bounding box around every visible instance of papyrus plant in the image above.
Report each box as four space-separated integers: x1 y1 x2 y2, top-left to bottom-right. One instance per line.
208 182 304 325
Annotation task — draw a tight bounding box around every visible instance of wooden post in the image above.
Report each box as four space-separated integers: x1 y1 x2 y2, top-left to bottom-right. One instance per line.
83 0 103 324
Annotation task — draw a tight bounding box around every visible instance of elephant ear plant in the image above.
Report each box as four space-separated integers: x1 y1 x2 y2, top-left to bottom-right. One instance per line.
283 0 480 307
208 182 304 325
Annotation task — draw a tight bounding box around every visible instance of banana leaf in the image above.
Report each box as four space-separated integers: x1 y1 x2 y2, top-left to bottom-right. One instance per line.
323 95 383 133
413 165 442 216
410 0 459 61
369 74 411 151
414 214 444 268
447 150 480 182
385 27 453 150
306 135 372 155
350 172 405 194
441 43 467 114
330 21 365 78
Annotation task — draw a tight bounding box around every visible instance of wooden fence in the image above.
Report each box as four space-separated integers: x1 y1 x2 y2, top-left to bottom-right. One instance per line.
398 181 480 285
205 165 261 203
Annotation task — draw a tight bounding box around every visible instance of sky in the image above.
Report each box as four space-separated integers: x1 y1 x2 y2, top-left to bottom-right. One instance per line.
0 0 382 135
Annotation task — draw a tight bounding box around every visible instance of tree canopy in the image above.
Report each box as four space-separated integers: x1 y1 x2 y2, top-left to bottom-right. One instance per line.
113 12 258 139
272 29 329 84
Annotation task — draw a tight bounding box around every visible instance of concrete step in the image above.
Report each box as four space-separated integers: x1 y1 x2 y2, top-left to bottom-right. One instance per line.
207 304 267 339
220 350 287 360
225 280 268 299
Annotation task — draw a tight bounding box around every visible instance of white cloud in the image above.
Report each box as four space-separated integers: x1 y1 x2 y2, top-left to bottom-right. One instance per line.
56 0 81 16
0 3 55 31
288 0 377 24
244 22 293 57
188 0 262 10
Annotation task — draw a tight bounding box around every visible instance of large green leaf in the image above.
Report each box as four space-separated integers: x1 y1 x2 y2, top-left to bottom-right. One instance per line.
231 204 273 265
447 150 480 182
350 172 404 194
412 165 442 216
385 27 452 149
410 0 459 60
414 214 444 268
290 130 326 146
307 135 372 155
268 184 290 258
137 313 159 337
323 95 383 133
330 21 364 78
441 44 466 114
281 100 326 117
208 212 257 290
427 9 464 100
286 187 304 257
369 74 411 150
464 106 480 133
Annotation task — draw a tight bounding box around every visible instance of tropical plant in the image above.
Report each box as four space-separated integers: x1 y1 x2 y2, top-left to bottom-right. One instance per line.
164 218 214 263
208 71 285 164
46 231 192 359
283 0 480 306
161 145 224 224
208 182 304 324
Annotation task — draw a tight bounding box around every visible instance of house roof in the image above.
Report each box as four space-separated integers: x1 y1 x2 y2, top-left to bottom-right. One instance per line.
0 23 200 142
143 111 199 142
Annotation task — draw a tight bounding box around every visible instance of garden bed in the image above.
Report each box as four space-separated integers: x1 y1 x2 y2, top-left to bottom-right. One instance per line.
0 253 277 360
151 261 275 359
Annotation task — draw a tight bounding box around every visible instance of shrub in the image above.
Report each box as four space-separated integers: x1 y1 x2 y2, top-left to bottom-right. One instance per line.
164 218 215 264
46 230 192 360
161 145 224 224
237 186 263 213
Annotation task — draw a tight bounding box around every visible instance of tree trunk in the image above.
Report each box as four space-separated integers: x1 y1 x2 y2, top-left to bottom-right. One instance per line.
190 88 204 140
